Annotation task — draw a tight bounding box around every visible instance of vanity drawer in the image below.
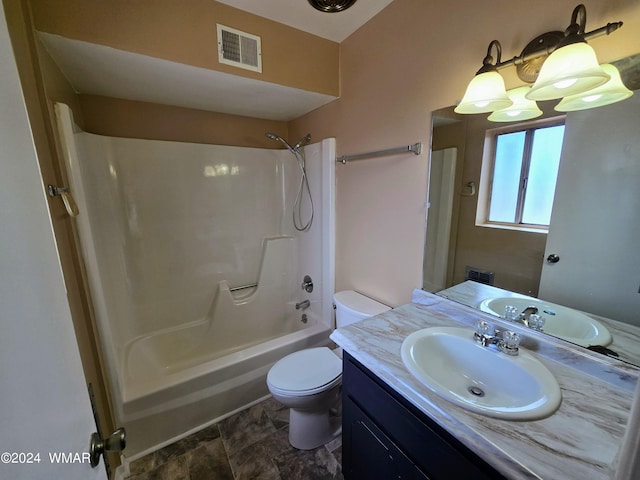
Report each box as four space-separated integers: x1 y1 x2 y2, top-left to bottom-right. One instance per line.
342 352 505 480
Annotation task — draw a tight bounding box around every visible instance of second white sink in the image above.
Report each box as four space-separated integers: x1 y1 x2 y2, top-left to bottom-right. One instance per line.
401 327 562 420
478 296 612 347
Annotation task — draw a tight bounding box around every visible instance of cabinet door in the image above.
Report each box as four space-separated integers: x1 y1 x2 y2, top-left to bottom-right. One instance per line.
344 396 430 480
342 353 506 480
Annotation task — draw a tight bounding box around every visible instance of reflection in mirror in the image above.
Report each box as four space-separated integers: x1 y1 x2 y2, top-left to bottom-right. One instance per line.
423 147 457 292
424 53 640 367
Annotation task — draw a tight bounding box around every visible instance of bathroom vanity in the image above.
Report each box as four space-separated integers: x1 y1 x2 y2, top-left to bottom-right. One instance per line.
330 292 639 479
342 351 505 479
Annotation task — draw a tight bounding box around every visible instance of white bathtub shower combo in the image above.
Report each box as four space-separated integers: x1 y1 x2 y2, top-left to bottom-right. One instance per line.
55 103 336 457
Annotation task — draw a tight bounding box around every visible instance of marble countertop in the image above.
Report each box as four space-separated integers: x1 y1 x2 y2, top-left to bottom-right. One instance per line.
330 291 639 480
437 281 640 367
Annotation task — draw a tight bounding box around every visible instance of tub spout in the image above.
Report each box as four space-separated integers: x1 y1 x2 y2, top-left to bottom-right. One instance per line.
296 299 310 310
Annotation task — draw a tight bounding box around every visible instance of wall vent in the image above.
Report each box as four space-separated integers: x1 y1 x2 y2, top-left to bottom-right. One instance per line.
465 266 495 286
217 24 262 73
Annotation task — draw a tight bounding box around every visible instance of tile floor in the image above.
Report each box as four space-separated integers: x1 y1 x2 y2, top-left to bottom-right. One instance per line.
125 397 343 480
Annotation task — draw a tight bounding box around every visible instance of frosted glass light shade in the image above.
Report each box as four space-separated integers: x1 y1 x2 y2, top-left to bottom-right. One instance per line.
526 42 610 101
555 64 633 112
488 86 543 122
454 71 512 114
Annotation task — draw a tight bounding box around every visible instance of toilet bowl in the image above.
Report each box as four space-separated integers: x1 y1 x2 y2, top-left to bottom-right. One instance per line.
266 290 390 450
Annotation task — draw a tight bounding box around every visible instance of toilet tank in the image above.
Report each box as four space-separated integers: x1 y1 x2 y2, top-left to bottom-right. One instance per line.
333 290 391 328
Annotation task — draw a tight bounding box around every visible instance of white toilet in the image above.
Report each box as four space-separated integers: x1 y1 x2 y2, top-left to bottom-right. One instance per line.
267 290 390 450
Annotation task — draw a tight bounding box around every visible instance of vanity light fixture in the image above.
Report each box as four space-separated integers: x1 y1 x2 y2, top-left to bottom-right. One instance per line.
526 4 610 101
555 63 633 111
455 4 626 120
454 41 513 114
487 86 543 122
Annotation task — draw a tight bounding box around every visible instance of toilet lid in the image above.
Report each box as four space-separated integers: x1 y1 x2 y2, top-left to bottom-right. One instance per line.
334 290 390 316
267 347 342 394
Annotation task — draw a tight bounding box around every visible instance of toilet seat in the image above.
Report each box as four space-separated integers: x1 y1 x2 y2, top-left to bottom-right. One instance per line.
267 347 342 396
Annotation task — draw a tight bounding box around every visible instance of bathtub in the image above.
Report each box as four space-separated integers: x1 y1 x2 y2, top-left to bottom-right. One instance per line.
54 103 336 458
121 322 332 456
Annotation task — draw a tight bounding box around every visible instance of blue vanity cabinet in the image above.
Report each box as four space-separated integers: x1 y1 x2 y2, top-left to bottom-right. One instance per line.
342 352 506 480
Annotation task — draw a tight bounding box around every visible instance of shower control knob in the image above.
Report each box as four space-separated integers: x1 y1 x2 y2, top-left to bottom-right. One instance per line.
301 275 314 293
546 254 560 264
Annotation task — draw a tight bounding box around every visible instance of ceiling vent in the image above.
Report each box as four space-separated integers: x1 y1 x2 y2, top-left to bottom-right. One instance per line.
217 24 262 73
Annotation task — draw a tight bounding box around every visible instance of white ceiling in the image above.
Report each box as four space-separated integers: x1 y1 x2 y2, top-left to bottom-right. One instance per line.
217 0 394 42
38 1 394 121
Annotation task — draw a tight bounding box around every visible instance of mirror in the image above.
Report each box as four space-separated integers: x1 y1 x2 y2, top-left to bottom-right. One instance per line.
424 53 640 367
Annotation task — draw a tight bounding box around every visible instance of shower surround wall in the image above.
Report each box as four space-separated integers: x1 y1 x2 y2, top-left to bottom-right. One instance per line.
55 104 335 457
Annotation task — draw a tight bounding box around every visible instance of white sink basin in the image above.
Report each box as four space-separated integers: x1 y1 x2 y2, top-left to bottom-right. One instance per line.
478 296 612 347
401 327 561 420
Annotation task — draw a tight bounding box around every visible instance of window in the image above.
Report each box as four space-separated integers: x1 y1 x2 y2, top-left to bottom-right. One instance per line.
480 119 565 231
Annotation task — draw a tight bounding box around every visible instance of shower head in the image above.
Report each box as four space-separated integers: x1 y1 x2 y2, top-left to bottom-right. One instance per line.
265 132 296 153
265 132 315 231
293 134 312 150
265 132 311 153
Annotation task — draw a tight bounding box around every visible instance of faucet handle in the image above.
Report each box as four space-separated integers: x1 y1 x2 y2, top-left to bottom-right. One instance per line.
474 320 493 346
529 314 546 331
499 330 521 356
475 320 491 336
503 305 519 321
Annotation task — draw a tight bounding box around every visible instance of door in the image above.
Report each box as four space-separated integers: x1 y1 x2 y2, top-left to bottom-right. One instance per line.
0 6 108 480
3 0 120 474
539 94 640 324
423 148 457 292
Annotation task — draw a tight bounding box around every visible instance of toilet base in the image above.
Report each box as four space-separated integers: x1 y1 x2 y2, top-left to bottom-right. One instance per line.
289 408 342 450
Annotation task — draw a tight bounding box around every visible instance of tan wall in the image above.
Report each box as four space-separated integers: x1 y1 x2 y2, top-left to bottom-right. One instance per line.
29 0 339 96
291 0 640 306
79 95 288 148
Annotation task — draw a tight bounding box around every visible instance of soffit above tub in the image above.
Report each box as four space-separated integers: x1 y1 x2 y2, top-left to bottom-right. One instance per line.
38 32 338 122
217 0 395 42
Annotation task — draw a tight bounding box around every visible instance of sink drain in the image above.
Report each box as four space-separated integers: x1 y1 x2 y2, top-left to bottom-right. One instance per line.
468 386 485 397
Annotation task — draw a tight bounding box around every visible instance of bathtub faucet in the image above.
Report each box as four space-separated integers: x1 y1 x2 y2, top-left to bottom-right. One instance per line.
296 299 311 310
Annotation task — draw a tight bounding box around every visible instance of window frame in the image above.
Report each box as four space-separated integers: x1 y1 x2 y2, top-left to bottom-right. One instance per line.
476 115 566 233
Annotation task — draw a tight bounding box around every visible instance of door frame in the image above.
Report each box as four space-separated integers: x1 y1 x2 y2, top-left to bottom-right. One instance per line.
3 0 119 475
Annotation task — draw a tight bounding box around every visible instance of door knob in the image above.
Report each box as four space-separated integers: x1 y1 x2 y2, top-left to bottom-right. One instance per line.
89 427 126 468
546 254 560 264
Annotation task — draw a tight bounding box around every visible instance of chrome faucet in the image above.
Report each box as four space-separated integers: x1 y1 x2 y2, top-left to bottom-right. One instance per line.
504 305 545 331
518 306 539 325
295 299 310 310
474 321 520 356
